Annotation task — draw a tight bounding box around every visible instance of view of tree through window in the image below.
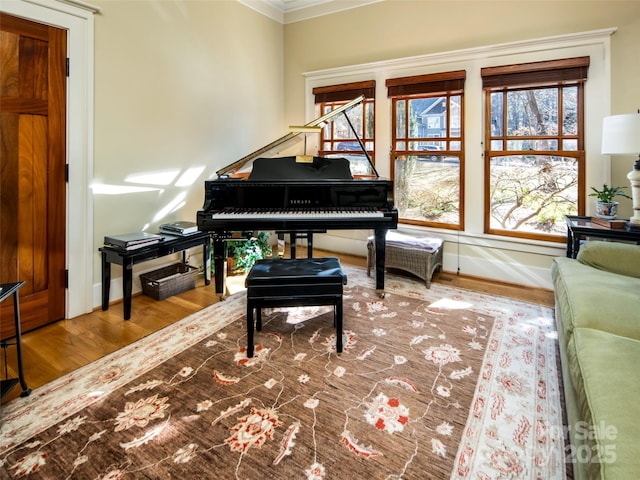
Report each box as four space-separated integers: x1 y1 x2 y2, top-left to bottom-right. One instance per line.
483 57 588 241
391 94 464 229
485 86 584 239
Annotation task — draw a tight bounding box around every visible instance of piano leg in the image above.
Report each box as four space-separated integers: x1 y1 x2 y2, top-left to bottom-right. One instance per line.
290 231 314 258
374 228 387 298
213 238 227 298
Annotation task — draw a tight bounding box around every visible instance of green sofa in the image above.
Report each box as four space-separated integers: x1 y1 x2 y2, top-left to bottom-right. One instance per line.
552 241 640 480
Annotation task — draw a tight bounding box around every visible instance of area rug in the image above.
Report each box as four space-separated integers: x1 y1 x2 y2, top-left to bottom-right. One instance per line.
0 267 566 479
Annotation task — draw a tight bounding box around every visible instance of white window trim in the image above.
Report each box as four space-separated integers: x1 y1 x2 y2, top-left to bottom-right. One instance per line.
304 28 615 257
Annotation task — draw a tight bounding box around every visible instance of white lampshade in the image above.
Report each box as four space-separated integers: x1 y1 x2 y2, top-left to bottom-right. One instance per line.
601 113 640 155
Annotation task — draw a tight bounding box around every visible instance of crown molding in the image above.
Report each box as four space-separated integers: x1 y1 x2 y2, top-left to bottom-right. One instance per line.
238 0 381 24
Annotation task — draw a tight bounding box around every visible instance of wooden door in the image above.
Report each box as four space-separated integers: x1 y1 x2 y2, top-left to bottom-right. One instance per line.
0 13 67 338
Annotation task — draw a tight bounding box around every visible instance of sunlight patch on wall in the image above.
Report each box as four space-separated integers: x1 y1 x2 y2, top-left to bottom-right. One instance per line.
153 192 187 223
124 169 180 186
91 183 161 195
175 166 205 187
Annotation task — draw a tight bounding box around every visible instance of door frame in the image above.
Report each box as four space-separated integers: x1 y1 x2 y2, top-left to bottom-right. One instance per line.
1 0 98 318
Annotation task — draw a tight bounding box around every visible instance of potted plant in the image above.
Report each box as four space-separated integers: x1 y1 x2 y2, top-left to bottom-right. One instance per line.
226 231 273 274
589 184 632 219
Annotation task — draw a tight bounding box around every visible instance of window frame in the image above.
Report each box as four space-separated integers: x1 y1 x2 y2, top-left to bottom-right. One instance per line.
387 71 466 230
482 57 589 242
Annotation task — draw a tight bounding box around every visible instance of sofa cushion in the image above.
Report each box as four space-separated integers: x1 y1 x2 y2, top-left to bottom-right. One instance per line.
551 257 640 340
567 327 640 479
577 241 640 279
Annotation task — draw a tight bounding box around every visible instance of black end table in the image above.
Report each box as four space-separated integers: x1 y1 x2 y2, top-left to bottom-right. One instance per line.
1 281 31 399
100 231 211 319
565 215 640 258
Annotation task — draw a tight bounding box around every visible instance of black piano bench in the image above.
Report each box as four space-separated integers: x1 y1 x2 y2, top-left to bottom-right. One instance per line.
245 257 347 358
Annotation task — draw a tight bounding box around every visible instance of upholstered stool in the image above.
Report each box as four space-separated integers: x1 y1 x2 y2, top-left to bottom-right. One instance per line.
367 231 443 288
245 257 347 358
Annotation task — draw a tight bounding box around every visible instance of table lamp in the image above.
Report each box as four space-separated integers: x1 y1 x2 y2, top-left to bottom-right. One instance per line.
601 111 640 228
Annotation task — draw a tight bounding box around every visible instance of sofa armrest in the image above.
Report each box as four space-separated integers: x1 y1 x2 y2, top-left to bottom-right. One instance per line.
577 241 640 278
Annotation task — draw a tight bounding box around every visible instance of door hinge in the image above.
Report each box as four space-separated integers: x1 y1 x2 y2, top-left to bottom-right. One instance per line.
66 58 70 77
65 269 69 288
65 164 69 182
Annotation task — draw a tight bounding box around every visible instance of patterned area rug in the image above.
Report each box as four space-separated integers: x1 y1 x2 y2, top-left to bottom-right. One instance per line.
0 267 565 479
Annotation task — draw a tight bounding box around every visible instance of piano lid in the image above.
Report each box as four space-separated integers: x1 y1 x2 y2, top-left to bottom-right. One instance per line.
216 95 378 179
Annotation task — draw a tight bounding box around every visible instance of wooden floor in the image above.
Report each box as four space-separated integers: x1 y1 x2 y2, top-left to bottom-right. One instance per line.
1 249 554 404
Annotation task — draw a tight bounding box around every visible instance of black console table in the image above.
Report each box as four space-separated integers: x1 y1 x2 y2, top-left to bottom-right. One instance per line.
1 281 31 399
565 215 640 258
100 231 211 320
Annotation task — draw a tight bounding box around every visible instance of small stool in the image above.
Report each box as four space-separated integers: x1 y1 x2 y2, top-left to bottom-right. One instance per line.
245 257 347 358
367 231 443 288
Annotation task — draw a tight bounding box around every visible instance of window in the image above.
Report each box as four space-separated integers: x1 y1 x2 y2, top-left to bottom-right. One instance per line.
482 57 589 241
387 71 465 229
313 81 375 177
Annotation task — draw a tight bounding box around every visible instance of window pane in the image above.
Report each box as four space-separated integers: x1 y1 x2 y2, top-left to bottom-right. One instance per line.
411 97 447 139
365 102 375 138
327 153 371 176
562 86 578 136
506 89 558 136
506 139 558 151
396 100 406 138
490 140 503 151
563 139 578 150
394 154 460 224
490 92 503 136
450 95 461 138
488 155 578 235
410 141 445 151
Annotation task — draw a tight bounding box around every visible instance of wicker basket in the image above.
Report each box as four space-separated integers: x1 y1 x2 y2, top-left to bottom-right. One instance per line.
140 263 198 300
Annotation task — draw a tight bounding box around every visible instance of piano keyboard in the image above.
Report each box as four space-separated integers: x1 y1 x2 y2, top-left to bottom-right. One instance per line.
211 208 385 220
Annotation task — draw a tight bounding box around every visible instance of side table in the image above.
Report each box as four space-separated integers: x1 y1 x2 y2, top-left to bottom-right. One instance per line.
1 281 31 399
100 231 211 320
565 215 640 258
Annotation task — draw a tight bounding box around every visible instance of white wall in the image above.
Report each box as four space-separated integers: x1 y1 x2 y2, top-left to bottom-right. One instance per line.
90 0 284 306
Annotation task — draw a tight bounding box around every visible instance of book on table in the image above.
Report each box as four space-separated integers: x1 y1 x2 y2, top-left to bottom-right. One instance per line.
104 232 165 249
159 221 198 235
590 217 627 230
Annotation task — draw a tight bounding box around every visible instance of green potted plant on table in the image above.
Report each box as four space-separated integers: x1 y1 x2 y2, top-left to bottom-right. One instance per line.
589 184 632 219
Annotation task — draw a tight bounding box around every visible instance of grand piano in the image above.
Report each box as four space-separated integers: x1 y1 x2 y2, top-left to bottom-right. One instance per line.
197 95 398 296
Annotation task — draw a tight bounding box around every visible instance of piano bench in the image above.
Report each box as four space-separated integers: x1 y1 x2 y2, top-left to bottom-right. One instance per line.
367 231 443 288
244 257 347 358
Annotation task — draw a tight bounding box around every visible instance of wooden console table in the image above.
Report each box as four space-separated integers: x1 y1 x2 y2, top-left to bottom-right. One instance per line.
565 215 640 258
100 231 211 319
1 281 31 399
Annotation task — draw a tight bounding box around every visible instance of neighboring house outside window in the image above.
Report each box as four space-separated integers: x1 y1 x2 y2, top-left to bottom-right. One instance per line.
482 56 589 241
313 81 376 177
387 71 466 230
